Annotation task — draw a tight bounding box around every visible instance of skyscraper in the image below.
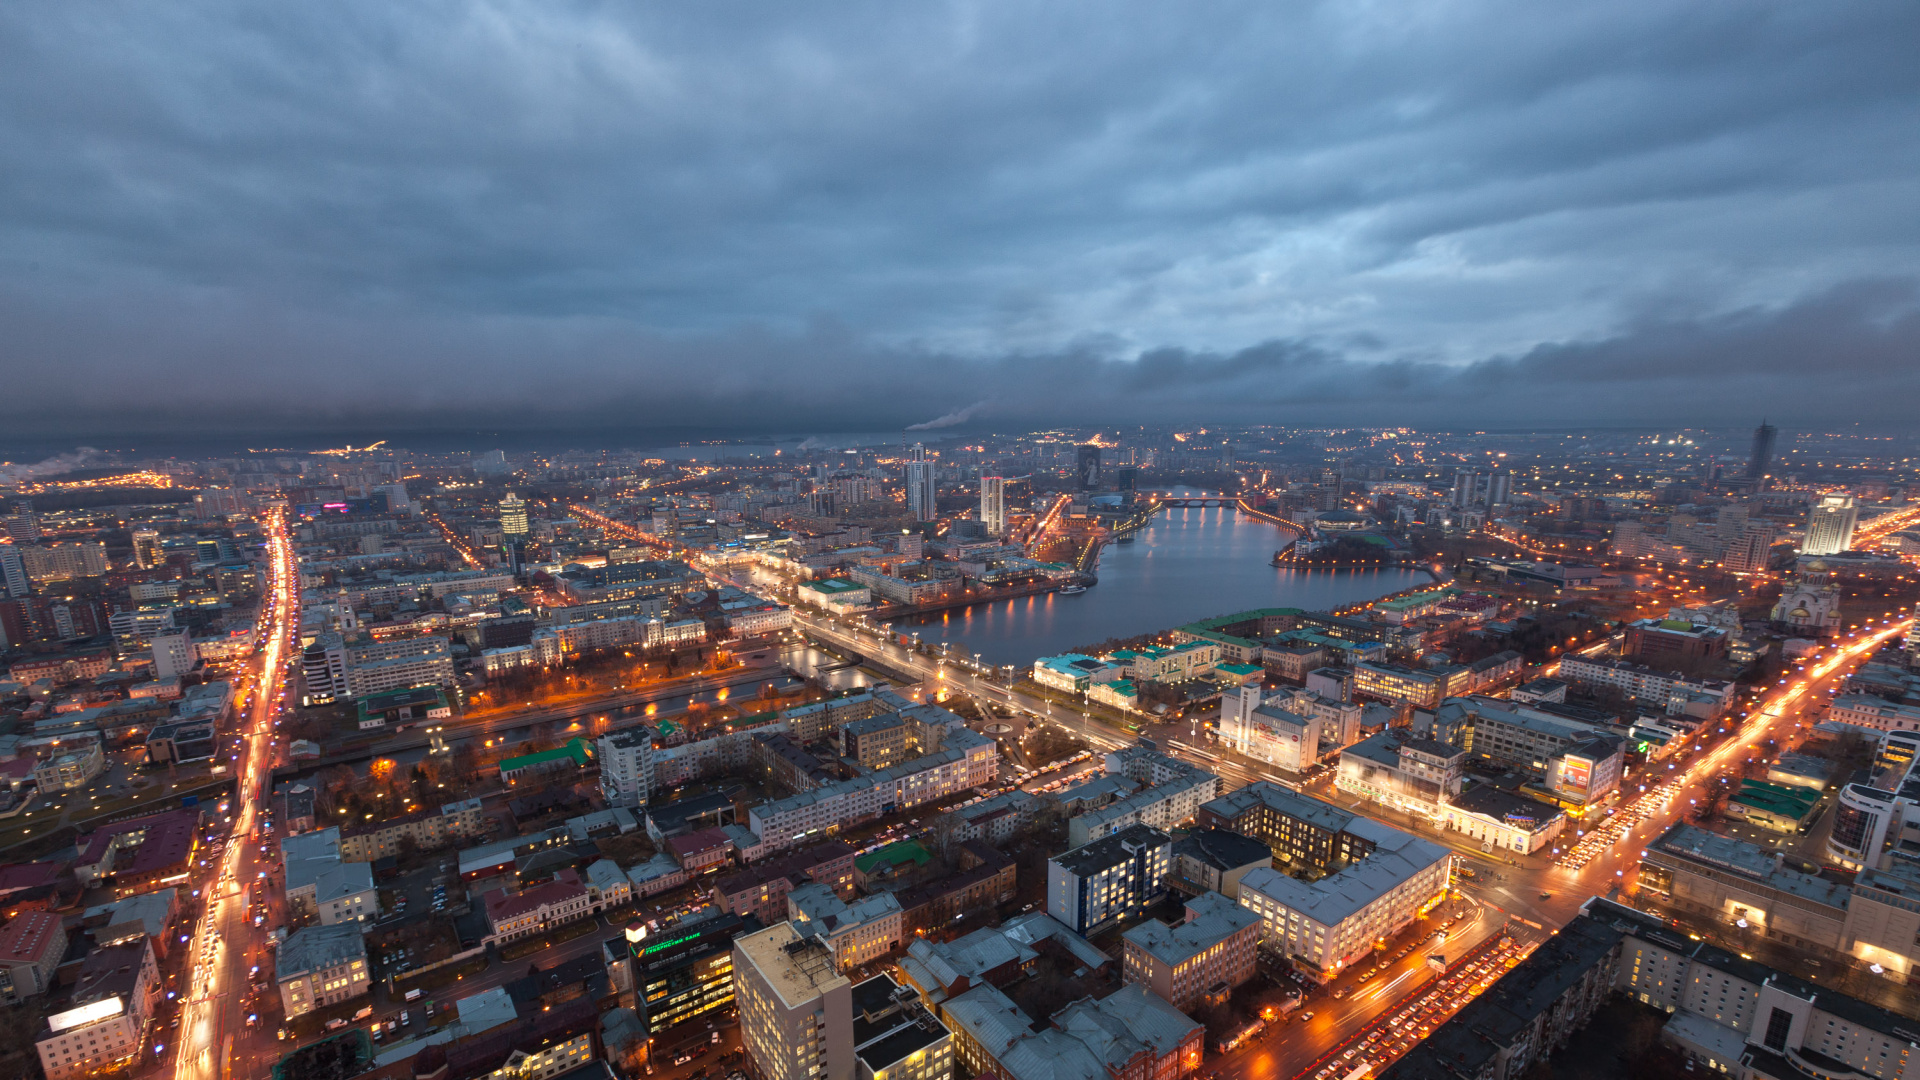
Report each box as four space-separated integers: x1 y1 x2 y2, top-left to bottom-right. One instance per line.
1075 444 1102 491
0 544 28 598
1746 421 1778 481
1804 493 1858 555
2 500 39 544
499 493 530 537
132 529 164 570
979 476 1007 537
734 923 855 1080
905 445 936 523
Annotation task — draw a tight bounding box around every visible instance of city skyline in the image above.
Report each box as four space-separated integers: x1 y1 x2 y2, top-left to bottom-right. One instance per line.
2 3 1919 433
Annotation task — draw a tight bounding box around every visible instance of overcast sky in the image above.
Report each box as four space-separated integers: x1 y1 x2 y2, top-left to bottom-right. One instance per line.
2 1 1917 435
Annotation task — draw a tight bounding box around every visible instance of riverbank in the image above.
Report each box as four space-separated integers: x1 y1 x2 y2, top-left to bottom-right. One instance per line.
892 503 1424 665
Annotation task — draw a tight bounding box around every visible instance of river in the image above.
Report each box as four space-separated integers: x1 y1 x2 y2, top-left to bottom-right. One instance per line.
891 504 1427 666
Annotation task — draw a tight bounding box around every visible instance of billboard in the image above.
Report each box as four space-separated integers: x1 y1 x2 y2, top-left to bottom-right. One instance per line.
1559 756 1592 793
48 996 124 1033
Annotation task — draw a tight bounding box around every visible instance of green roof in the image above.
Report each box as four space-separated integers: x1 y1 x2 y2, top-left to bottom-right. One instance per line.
1217 662 1263 676
1731 780 1820 820
855 840 931 875
499 737 593 775
802 578 865 594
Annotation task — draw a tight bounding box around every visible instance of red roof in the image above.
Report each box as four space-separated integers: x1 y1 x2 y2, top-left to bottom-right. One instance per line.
484 869 586 925
666 826 732 862
75 807 200 879
0 910 65 964
0 862 64 895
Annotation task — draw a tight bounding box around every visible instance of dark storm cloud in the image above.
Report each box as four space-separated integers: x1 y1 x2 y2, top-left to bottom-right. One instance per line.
0 0 1917 433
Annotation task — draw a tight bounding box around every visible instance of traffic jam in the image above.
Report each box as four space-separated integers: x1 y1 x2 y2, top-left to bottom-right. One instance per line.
1295 930 1534 1080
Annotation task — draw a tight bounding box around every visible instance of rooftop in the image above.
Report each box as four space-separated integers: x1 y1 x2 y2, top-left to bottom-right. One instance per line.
1122 891 1260 968
733 922 849 1010
276 922 365 981
1050 824 1170 878
1238 825 1451 926
1171 827 1273 874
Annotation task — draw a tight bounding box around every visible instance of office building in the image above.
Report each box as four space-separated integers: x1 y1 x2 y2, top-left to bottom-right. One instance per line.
35 942 160 1080
1335 728 1466 819
1046 824 1172 935
906 445 936 523
1424 697 1626 809
1804 493 1860 555
1217 687 1322 772
1354 661 1474 710
1826 732 1920 871
1236 821 1451 982
499 492 530 537
150 629 196 681
1121 891 1260 1010
735 922 857 1080
1075 444 1101 491
1197 782 1379 871
979 477 1007 537
1624 617 1731 665
604 911 754 1036
275 923 370 1017
598 727 656 809
1747 420 1778 481
131 529 164 570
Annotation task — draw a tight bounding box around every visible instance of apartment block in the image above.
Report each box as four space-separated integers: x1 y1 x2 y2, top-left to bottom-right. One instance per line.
1046 824 1172 936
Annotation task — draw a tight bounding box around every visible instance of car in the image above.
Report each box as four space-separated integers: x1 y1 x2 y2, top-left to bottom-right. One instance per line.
1298 1012 1313 1021
400 1012 411 1027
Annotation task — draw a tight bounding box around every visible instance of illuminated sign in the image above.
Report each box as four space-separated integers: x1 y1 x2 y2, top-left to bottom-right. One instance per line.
639 931 702 956
49 996 124 1033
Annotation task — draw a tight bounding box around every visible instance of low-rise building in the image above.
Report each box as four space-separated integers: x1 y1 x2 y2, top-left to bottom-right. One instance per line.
337 797 486 862
0 911 68 1002
851 974 954 1080
1121 891 1260 1011
1442 785 1566 855
276 923 369 1017
1032 654 1126 694
789 883 904 972
1171 828 1273 900
483 869 594 945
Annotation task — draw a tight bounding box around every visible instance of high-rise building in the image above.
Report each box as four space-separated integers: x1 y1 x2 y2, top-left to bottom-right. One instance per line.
734 922 855 1080
151 630 197 681
598 728 655 809
1803 493 1858 555
1746 421 1777 481
1075 444 1102 491
2 502 40 544
905 445 936 523
0 544 28 599
131 529 164 570
499 493 530 538
978 477 1006 537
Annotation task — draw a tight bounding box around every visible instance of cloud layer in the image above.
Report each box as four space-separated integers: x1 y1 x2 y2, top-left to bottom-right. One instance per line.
1 1 1917 432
